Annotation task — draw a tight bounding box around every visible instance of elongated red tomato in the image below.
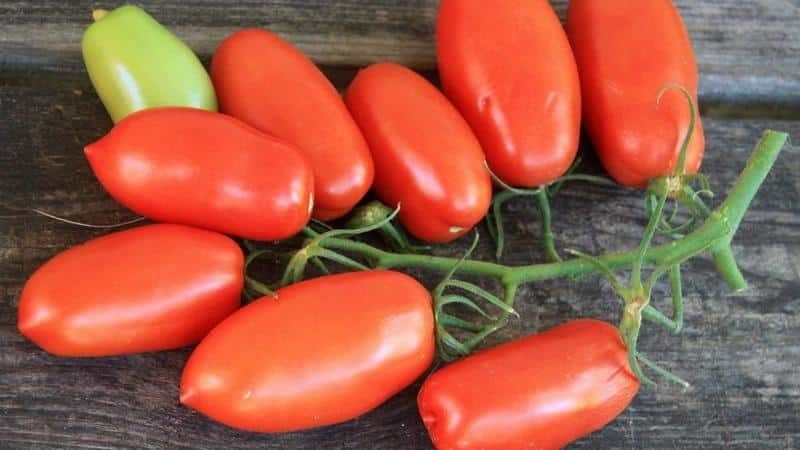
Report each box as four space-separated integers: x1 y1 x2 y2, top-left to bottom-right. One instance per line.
436 0 581 188
85 107 314 240
180 271 434 432
344 63 492 243
211 29 374 221
567 0 704 187
17 224 243 357
418 320 639 450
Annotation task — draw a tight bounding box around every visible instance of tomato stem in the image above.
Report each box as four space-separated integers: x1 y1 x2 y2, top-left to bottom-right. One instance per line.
247 130 787 368
551 173 615 187
382 221 427 253
309 257 331 275
620 298 656 386
318 214 730 287
485 160 611 262
535 190 561 262
638 353 690 388
485 190 521 260
245 277 278 299
316 249 370 271
432 235 505 358
641 306 678 333
668 265 684 333
343 201 427 253
712 249 747 291
483 161 543 260
677 131 789 290
567 250 627 294
633 183 670 289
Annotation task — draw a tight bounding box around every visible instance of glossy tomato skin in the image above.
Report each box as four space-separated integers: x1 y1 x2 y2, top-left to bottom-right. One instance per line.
82 5 217 123
85 107 314 241
418 320 639 450
436 0 581 188
211 29 374 221
567 0 704 188
180 271 435 432
17 224 243 357
344 63 492 243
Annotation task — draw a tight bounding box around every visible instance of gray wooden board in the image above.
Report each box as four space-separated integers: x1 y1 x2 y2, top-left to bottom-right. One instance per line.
0 1 799 115
0 67 799 449
1 0 800 448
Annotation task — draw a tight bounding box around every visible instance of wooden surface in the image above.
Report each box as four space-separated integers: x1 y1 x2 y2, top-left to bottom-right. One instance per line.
1 0 799 116
1 1 799 449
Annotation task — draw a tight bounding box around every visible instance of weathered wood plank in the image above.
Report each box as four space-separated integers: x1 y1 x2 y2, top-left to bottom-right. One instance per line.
0 69 798 449
1 0 799 113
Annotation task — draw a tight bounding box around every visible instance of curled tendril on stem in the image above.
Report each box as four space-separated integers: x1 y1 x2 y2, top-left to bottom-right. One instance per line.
433 233 520 361
656 83 697 179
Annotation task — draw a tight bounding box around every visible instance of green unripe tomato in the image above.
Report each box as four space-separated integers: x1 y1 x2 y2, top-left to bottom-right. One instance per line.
82 5 217 122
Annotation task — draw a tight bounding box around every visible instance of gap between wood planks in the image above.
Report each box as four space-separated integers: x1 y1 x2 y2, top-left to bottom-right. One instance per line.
1 63 799 121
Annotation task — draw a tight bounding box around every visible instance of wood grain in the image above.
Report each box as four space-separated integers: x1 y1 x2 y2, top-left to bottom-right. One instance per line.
0 1 799 114
1 0 799 448
0 68 798 448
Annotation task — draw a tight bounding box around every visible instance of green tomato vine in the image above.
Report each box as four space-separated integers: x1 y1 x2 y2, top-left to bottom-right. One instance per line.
244 88 789 387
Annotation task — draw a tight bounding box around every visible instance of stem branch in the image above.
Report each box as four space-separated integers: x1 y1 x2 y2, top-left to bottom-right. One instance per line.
320 130 787 291
536 190 561 262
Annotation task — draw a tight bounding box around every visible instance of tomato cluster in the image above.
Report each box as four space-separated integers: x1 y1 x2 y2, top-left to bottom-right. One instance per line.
18 1 706 449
